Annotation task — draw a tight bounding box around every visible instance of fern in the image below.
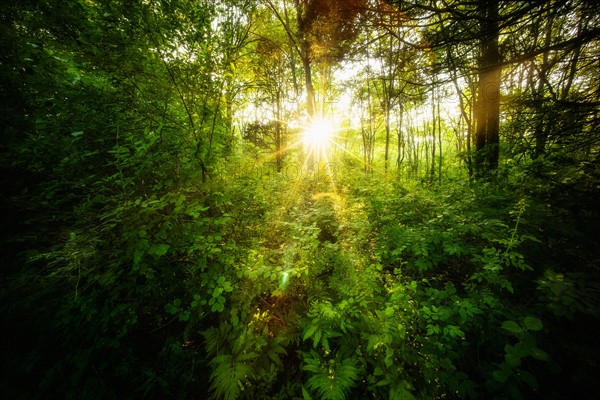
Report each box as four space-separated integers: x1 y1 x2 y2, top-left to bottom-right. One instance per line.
203 323 234 356
389 382 417 400
303 300 359 352
302 351 359 400
203 322 291 399
209 354 254 400
203 323 259 399
263 335 288 367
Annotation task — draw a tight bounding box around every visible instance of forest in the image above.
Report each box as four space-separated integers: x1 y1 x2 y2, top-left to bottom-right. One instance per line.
1 0 599 399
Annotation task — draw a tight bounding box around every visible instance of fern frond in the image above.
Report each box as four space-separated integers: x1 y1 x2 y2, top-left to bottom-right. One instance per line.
302 351 359 400
264 336 288 366
203 323 231 356
389 381 417 400
209 354 254 400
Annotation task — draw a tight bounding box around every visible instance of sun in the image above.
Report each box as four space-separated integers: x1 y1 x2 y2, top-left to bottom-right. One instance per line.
302 118 335 151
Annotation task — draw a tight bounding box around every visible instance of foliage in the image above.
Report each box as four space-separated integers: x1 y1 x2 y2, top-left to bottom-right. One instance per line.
1 1 599 400
302 350 360 400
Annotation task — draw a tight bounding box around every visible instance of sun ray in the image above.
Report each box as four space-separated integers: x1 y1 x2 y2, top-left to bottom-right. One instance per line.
301 116 336 164
302 118 334 148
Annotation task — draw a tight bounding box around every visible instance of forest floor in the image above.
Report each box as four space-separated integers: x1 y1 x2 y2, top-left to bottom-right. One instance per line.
2 163 599 400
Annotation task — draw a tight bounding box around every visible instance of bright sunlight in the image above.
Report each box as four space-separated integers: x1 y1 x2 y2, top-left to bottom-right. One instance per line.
301 117 338 166
302 118 335 151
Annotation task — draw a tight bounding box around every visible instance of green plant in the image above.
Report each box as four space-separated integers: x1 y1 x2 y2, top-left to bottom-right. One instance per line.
486 316 550 399
302 351 360 400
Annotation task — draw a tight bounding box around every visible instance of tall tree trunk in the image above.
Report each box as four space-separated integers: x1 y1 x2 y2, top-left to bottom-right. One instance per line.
430 88 436 182
533 10 554 158
474 0 501 177
301 54 316 119
385 104 391 173
275 89 283 171
438 100 443 183
449 56 473 176
283 4 299 99
396 104 405 170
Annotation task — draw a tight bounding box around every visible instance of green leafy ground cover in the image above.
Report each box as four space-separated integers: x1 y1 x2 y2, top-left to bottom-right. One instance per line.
2 159 599 399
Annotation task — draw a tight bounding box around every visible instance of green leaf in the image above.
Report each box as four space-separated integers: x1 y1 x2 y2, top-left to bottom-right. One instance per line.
390 383 416 400
518 370 539 390
208 354 253 400
165 304 178 315
492 368 510 383
302 386 312 400
523 316 543 331
303 364 322 373
505 353 522 367
376 377 393 387
444 325 465 338
530 347 550 361
414 259 433 271
71 131 84 137
305 356 359 400
150 243 170 256
501 320 522 334
313 330 322 349
303 325 319 342
445 282 457 295
230 307 239 327
179 311 190 321
512 342 531 358
458 379 478 399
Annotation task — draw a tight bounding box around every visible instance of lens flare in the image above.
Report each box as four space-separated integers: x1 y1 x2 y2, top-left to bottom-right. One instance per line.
302 118 334 150
279 271 290 290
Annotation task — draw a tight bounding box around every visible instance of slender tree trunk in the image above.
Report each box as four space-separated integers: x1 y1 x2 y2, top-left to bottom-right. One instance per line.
385 103 391 173
424 133 429 181
438 100 442 183
474 0 501 177
383 71 392 174
302 55 316 119
275 89 283 171
362 125 368 173
283 4 299 99
533 11 554 158
467 77 475 177
450 65 473 176
430 89 436 182
562 22 583 100
396 104 405 170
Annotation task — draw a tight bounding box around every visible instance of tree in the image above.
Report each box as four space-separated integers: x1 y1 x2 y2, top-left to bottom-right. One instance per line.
265 0 366 120
501 0 600 160
473 0 501 176
1 0 255 396
393 0 599 177
368 1 421 173
242 7 297 171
